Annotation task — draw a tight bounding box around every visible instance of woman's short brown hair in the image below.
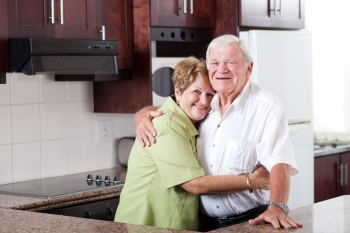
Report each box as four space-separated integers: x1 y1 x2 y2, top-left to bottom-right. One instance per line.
172 56 211 94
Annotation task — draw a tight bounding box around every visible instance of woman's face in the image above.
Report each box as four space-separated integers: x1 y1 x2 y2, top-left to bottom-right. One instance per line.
175 76 216 123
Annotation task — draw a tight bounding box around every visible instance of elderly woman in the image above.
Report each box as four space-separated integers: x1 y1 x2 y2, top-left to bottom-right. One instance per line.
115 57 269 231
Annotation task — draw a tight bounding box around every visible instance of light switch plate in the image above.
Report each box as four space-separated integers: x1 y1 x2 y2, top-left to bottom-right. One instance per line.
96 120 113 142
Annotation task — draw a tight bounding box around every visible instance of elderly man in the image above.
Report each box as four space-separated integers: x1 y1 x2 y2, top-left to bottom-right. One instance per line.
135 34 302 230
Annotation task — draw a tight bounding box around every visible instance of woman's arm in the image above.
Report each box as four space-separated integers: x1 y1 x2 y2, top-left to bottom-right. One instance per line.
180 166 270 195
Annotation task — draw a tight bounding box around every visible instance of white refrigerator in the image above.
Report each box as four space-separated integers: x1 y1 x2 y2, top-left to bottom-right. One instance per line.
239 30 314 210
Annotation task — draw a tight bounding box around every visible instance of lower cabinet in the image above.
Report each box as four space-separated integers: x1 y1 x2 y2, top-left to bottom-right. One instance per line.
314 152 350 203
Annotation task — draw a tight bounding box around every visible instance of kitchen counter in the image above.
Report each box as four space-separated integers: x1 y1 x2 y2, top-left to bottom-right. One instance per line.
0 185 123 211
314 143 350 157
0 195 350 232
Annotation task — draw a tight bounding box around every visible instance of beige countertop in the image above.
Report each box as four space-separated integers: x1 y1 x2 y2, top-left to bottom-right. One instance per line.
0 193 349 232
0 186 123 211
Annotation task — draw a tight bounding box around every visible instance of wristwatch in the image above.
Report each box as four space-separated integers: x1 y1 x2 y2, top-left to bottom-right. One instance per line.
268 201 289 214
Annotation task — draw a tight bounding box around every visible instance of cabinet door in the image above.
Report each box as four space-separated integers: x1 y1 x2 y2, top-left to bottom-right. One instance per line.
239 0 274 28
0 0 8 74
150 0 186 27
96 0 134 69
274 0 304 29
239 0 304 29
314 154 340 203
341 152 350 195
7 0 55 38
58 0 97 39
187 0 215 28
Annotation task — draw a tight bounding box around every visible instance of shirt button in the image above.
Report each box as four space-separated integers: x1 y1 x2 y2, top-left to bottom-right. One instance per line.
210 165 213 168
217 124 220 127
216 206 219 209
213 144 215 147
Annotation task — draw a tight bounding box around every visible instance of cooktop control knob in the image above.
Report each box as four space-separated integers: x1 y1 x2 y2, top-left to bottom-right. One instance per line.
86 174 94 181
86 174 94 185
95 175 102 182
113 177 121 184
104 176 111 183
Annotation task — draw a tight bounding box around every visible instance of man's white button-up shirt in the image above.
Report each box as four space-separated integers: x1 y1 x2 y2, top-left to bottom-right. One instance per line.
197 81 298 218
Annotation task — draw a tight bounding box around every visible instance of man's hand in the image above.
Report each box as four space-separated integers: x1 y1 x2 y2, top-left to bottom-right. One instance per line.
135 108 162 147
249 205 303 229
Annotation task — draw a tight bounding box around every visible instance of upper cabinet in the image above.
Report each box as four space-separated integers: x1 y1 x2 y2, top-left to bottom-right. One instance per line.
150 0 216 28
239 0 305 29
8 0 98 39
96 0 134 70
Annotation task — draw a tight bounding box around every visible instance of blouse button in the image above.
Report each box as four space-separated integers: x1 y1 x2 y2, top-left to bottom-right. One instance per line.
216 206 219 209
217 124 220 127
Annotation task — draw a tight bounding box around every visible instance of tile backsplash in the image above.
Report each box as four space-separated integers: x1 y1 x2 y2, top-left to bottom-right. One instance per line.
0 73 136 185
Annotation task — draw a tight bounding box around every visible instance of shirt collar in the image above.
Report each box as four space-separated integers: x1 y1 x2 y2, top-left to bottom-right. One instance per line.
160 96 199 137
210 81 251 115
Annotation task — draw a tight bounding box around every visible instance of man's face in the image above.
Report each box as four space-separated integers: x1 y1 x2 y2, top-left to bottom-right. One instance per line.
208 43 252 96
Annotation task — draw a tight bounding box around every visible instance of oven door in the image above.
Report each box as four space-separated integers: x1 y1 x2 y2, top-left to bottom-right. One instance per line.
41 197 119 221
152 57 186 106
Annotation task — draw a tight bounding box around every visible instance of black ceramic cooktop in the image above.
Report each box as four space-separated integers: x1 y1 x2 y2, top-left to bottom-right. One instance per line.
0 168 125 199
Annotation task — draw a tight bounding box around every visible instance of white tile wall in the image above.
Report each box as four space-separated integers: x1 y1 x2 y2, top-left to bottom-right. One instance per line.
13 142 42 182
0 106 12 145
0 73 136 185
0 145 13 184
42 139 69 178
12 104 41 144
11 73 40 104
0 76 10 105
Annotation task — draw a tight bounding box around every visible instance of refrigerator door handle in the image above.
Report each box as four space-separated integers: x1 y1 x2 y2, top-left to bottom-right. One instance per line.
288 122 313 134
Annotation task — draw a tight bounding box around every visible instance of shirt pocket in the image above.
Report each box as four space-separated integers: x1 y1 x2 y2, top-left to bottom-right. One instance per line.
223 140 257 174
196 139 204 163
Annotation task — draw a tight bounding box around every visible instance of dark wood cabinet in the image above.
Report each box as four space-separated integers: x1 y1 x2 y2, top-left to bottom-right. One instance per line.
150 0 216 28
0 0 7 84
8 0 97 39
93 0 151 113
96 0 134 70
314 152 350 203
239 0 305 29
7 0 55 38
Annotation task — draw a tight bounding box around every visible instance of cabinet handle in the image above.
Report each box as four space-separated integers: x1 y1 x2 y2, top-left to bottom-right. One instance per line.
60 0 64 24
274 0 277 15
339 164 344 186
269 0 277 15
345 163 348 185
99 26 105 40
183 0 187 14
190 0 193 14
48 0 55 24
277 0 282 14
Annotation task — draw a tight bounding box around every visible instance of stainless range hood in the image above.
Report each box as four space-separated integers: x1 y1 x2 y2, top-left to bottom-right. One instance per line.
8 38 119 76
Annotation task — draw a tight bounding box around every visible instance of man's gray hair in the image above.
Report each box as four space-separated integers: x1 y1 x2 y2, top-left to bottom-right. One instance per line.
206 34 253 68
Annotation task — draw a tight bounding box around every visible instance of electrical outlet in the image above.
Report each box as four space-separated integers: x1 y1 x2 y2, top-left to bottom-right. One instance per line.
96 120 113 142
